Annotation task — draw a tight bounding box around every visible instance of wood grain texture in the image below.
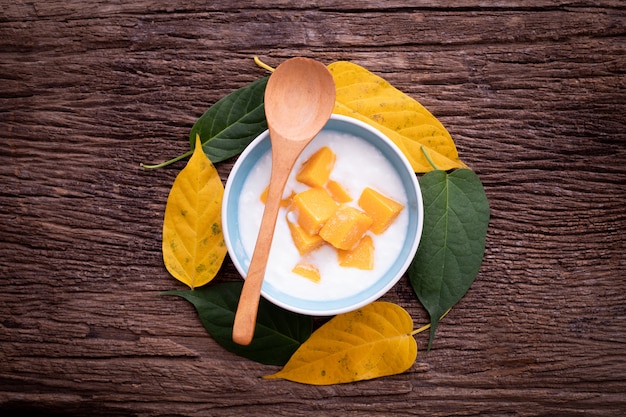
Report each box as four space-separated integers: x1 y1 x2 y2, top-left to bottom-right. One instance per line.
1 1 625 416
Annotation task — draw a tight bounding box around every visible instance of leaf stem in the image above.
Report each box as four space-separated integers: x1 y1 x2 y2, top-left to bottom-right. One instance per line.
410 322 432 336
410 308 451 336
420 145 440 171
140 149 193 169
254 56 275 73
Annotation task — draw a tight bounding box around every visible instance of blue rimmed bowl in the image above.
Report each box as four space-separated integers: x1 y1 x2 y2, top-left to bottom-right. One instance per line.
222 114 423 316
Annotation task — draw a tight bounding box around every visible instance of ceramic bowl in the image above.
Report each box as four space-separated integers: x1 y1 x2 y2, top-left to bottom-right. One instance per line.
222 114 423 316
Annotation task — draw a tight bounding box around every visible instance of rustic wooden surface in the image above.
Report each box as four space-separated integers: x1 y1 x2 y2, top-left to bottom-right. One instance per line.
1 1 625 416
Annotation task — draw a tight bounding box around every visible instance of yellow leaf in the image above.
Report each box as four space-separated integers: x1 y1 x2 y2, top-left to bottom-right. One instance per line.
264 302 417 385
328 61 467 173
162 135 226 289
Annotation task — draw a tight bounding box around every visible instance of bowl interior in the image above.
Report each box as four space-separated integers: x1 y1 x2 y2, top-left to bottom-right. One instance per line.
223 114 423 316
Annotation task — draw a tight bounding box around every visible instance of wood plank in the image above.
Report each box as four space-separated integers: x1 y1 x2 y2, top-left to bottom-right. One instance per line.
1 1 625 415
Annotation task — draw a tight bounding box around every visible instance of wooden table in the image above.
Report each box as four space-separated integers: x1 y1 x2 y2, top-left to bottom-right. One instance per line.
2 1 625 415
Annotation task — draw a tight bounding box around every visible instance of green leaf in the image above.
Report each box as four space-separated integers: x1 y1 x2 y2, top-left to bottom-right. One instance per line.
162 281 312 366
190 77 268 163
409 168 490 350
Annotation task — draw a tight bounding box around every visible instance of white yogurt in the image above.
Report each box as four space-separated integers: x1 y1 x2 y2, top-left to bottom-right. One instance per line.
237 130 409 301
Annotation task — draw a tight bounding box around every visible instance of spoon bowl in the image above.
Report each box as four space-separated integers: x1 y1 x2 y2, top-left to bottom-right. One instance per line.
264 58 336 140
232 57 336 345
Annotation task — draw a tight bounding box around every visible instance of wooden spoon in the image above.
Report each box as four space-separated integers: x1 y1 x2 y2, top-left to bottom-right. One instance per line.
232 57 336 346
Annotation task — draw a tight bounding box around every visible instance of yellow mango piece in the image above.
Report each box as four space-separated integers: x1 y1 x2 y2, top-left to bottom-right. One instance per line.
260 185 294 208
326 180 352 203
292 262 321 283
287 218 325 255
319 205 373 250
358 187 404 234
291 187 338 235
296 146 336 188
338 235 374 270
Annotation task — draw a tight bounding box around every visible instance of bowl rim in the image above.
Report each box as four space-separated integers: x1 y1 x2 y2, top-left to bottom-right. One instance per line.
222 114 423 316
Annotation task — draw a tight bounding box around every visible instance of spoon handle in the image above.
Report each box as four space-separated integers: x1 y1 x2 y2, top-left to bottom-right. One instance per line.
232 138 300 346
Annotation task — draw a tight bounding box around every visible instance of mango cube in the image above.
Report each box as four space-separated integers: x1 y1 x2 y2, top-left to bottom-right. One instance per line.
260 185 294 208
296 146 336 188
338 235 374 270
287 218 325 255
292 262 321 283
358 187 404 234
290 187 338 235
326 180 352 203
319 205 373 250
